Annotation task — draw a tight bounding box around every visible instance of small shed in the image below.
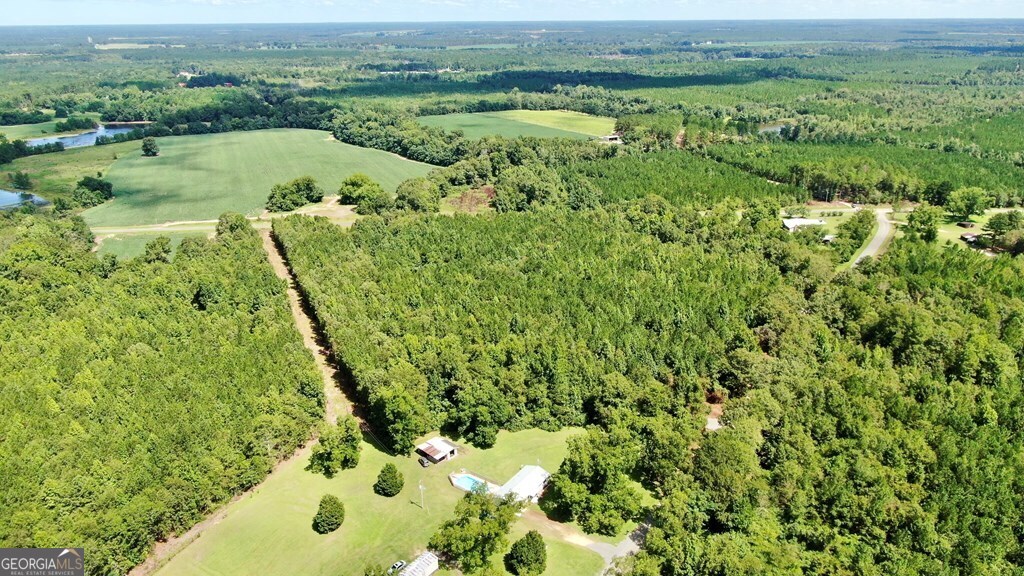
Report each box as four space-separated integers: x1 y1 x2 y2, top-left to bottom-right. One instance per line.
961 233 979 244
400 552 439 576
495 465 551 503
416 437 458 464
782 218 827 232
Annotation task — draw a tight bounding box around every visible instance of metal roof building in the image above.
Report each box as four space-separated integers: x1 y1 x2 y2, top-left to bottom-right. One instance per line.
494 465 551 503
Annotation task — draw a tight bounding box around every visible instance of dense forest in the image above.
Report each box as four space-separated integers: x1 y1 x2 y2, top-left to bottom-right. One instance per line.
273 203 1024 573
3 18 1024 576
0 212 323 575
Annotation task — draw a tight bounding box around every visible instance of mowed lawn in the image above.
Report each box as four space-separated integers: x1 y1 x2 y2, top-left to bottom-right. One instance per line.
419 110 615 140
83 129 433 227
156 428 604 576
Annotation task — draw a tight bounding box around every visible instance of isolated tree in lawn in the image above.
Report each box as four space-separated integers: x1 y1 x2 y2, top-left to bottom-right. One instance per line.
946 186 991 221
906 203 943 242
141 137 160 157
395 177 441 212
8 171 31 190
312 494 345 534
373 463 404 497
307 415 361 478
429 491 520 573
505 531 546 576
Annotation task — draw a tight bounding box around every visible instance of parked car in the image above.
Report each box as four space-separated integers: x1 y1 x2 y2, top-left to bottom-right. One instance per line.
387 560 407 574
418 456 431 468
957 222 976 228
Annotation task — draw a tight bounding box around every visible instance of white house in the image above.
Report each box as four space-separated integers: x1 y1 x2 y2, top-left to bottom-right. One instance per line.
782 218 827 232
494 465 551 503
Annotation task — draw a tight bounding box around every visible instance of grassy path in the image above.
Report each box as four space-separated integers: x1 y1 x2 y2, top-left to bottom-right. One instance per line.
262 229 350 425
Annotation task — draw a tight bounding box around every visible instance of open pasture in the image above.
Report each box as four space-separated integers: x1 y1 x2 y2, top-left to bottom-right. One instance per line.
419 110 614 140
82 129 433 227
155 428 603 576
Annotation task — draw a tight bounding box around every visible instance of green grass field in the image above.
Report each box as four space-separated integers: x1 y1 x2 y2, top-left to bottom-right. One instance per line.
419 110 615 140
155 428 603 576
3 140 138 202
0 113 103 141
82 129 433 227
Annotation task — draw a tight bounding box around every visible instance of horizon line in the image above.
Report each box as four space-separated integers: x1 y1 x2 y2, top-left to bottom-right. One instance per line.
4 17 1024 28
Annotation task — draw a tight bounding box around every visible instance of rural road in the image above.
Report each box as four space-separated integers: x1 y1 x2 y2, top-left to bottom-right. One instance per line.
855 209 894 265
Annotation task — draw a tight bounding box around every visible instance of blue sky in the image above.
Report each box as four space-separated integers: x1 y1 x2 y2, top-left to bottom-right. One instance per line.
3 0 1023 26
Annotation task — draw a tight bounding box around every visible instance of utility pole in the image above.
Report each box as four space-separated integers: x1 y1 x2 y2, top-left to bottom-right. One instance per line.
419 482 426 510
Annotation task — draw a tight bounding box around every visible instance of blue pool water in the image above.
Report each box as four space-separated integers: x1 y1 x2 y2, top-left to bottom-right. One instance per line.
451 474 487 492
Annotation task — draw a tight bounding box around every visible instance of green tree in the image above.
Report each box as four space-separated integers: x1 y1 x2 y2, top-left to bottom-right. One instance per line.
492 164 565 213
504 530 546 576
307 416 362 478
946 187 991 220
8 171 32 190
565 177 602 210
373 463 404 497
143 236 172 263
906 202 944 242
312 494 345 534
395 177 441 212
355 186 394 216
429 491 520 573
141 137 160 157
984 210 1024 240
338 173 378 203
266 176 324 212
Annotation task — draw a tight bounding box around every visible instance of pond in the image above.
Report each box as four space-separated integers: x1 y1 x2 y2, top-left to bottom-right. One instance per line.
0 189 48 209
28 124 143 149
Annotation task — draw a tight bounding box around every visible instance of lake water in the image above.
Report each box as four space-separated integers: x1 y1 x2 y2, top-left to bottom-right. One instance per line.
28 124 141 149
0 189 48 209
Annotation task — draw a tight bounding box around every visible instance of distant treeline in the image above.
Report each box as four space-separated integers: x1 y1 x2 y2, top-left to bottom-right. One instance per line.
0 110 52 126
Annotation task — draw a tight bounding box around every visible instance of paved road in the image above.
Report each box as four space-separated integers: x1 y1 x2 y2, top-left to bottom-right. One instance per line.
855 209 894 265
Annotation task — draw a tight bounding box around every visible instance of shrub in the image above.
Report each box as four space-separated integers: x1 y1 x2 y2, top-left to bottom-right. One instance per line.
141 137 160 157
312 494 345 534
373 463 405 497
505 531 546 576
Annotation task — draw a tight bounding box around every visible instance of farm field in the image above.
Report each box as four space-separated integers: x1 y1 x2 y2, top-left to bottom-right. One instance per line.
418 110 614 140
155 428 604 576
82 129 433 227
3 140 137 202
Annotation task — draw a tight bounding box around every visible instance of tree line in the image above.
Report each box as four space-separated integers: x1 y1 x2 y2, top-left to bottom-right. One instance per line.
0 212 324 576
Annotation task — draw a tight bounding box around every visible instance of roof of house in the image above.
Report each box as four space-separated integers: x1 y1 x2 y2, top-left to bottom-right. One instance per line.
399 552 439 576
416 437 458 460
494 465 551 501
783 218 827 230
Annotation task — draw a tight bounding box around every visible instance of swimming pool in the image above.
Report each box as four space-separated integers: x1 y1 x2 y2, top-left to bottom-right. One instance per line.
450 473 490 493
